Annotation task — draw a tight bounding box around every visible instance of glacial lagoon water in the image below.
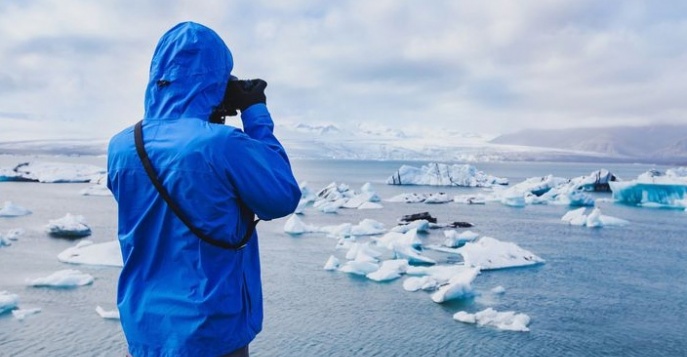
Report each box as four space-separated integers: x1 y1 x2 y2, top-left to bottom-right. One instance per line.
1 155 686 357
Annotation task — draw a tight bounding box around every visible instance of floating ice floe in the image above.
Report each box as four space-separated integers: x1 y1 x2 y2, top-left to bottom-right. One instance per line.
0 161 106 183
387 192 427 203
454 308 531 332
12 308 41 321
404 265 475 292
0 201 32 217
443 230 480 248
351 219 386 236
366 259 409 282
57 240 123 267
79 174 111 196
295 181 317 214
457 237 544 270
95 306 120 320
387 163 508 187
431 267 480 303
610 168 687 209
0 229 23 247
311 182 381 213
46 213 92 238
0 291 19 314
26 269 94 287
424 193 452 204
284 214 319 235
323 255 340 271
491 286 506 294
390 219 431 234
561 207 629 228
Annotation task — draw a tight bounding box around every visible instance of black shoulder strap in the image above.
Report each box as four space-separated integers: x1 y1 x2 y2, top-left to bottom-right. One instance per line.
134 120 259 250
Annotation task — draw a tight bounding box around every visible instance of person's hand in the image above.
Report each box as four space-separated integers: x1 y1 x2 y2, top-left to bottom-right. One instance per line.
226 79 267 112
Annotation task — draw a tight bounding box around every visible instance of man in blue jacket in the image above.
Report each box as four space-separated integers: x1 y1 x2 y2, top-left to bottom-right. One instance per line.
107 22 301 357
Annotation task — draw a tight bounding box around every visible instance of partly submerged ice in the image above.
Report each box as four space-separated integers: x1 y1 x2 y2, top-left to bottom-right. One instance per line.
387 163 508 187
46 213 92 238
26 269 94 287
0 201 32 217
561 207 629 228
457 237 544 270
12 308 41 321
95 306 120 320
454 307 531 332
0 161 105 183
0 291 19 314
57 240 123 267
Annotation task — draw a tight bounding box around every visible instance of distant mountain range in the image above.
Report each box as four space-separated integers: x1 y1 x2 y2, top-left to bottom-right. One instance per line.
490 124 687 165
1 123 686 165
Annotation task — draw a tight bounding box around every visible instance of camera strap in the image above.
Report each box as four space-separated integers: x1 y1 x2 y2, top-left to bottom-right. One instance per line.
134 120 259 250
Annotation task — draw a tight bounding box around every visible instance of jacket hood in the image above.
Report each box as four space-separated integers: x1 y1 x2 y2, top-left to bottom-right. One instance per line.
144 22 233 120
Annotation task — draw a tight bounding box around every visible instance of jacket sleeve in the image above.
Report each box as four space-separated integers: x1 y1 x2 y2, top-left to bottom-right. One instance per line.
221 103 301 220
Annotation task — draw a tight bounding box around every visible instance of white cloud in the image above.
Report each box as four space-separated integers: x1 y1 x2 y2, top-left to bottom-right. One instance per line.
0 0 686 141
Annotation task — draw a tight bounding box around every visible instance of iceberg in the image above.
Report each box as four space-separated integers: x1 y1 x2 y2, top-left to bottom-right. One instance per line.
457 236 544 270
387 163 508 187
0 291 19 314
79 175 112 196
57 240 123 267
454 308 531 332
0 201 32 217
609 168 687 208
561 207 629 228
366 259 409 282
443 230 480 248
26 269 94 287
389 219 431 234
323 255 340 271
0 161 105 183
387 192 427 203
403 264 473 292
12 308 41 321
431 266 480 303
423 193 452 204
338 260 380 276
350 219 386 236
283 214 318 235
46 213 92 238
95 306 120 320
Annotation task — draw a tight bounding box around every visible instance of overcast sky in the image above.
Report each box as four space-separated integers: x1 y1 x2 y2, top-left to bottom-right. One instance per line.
1 0 686 141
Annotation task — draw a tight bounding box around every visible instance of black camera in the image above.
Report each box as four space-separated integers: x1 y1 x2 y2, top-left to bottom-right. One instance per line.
210 78 267 124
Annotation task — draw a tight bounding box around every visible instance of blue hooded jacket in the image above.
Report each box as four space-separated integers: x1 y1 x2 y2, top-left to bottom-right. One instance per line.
107 22 301 357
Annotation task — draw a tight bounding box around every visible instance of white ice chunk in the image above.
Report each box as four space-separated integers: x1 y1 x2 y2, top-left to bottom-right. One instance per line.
491 286 506 294
357 201 384 210
95 306 120 320
390 220 430 234
386 193 427 203
57 240 123 267
457 236 544 270
431 267 480 303
366 259 409 282
0 291 19 314
350 219 386 236
0 201 32 217
561 207 587 223
375 229 423 250
283 214 318 235
12 308 41 321
585 207 603 228
321 223 352 238
324 255 340 271
26 269 94 287
453 308 531 332
338 260 379 275
443 230 479 248
424 193 452 204
46 213 91 238
0 161 106 183
403 276 440 291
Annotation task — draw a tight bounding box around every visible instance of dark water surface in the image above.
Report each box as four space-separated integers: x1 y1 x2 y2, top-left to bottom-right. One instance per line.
1 156 686 356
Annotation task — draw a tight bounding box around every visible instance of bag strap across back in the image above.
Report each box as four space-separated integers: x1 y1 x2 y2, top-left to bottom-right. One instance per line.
134 120 258 250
